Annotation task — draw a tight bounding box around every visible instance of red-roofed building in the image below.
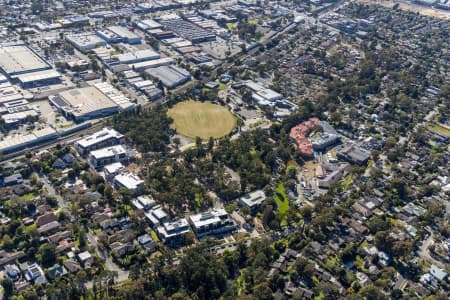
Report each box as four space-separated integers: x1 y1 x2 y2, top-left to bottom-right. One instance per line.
289 117 319 157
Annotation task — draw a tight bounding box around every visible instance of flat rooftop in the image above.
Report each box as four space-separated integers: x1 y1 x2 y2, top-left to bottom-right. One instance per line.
115 49 160 64
76 127 123 149
145 65 191 87
90 144 127 160
0 45 50 75
114 172 144 189
0 127 57 153
54 87 118 118
66 34 106 47
107 26 140 40
239 190 266 207
14 69 61 82
189 208 228 228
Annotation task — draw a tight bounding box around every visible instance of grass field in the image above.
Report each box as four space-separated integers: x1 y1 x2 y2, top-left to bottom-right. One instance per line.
168 101 236 139
427 123 450 138
226 23 235 30
274 183 289 226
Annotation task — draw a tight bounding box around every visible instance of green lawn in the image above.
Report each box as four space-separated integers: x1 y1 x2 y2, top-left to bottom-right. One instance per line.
218 82 227 91
340 174 354 190
226 23 235 30
150 230 160 242
427 123 450 138
20 192 38 201
274 183 289 226
286 160 298 174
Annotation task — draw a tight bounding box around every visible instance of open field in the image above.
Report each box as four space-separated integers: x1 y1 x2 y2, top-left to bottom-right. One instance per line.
427 123 450 138
274 183 289 226
357 0 450 20
168 101 236 139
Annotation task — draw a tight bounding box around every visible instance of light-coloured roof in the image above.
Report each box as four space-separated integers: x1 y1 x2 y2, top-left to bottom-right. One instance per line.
189 208 229 228
128 57 174 71
115 49 160 64
66 33 106 48
139 19 162 29
0 127 57 152
14 69 61 83
104 162 124 173
114 172 144 190
56 86 118 118
90 144 126 160
239 190 266 208
93 82 135 110
157 218 190 238
2 109 38 124
0 45 50 75
77 251 92 261
107 26 140 40
76 127 123 149
137 195 156 207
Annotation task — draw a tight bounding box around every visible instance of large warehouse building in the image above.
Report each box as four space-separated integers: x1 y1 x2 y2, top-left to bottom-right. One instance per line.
49 83 134 122
50 87 119 122
100 26 142 44
0 44 61 87
66 33 107 52
0 44 51 76
145 65 191 88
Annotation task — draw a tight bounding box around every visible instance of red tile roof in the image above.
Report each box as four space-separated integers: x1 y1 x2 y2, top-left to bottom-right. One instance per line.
289 117 319 156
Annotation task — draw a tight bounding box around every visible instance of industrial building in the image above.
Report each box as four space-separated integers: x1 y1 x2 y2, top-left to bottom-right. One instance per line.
93 82 135 111
129 57 175 71
145 65 191 88
134 19 163 31
50 83 133 122
50 87 119 122
0 127 58 154
0 44 51 76
15 70 62 88
188 209 236 239
66 34 107 52
1 106 40 130
158 17 216 43
0 44 61 88
103 26 142 44
89 145 130 169
157 218 190 247
75 127 125 156
96 29 123 43
114 49 160 64
113 172 144 195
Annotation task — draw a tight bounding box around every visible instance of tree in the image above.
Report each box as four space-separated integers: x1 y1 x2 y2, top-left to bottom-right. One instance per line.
1 234 13 250
1 278 13 299
79 228 87 249
38 243 56 268
358 284 388 300
314 281 340 300
299 205 313 223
